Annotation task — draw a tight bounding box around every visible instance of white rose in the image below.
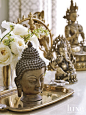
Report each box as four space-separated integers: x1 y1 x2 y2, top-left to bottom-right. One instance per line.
0 43 12 67
11 38 26 57
13 24 28 35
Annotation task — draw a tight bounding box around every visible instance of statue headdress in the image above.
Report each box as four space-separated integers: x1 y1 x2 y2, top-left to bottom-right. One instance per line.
51 35 67 53
63 0 78 21
15 42 46 82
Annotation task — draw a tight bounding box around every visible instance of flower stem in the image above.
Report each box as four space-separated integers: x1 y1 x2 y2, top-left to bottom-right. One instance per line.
0 30 12 42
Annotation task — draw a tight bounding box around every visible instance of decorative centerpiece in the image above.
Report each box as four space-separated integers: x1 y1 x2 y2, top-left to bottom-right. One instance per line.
0 11 75 112
63 0 86 71
0 21 28 89
0 13 50 89
15 42 46 102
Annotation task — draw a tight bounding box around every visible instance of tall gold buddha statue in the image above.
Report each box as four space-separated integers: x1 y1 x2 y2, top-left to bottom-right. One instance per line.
15 42 46 103
63 0 85 53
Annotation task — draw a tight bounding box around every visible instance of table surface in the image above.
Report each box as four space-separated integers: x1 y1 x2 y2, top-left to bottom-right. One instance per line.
0 71 86 115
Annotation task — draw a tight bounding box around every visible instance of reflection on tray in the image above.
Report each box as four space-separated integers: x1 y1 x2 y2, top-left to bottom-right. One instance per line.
0 84 74 112
1 91 63 108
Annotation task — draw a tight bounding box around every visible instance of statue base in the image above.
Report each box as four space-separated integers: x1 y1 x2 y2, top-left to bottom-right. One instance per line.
21 93 42 103
71 45 81 53
74 51 86 71
71 45 86 71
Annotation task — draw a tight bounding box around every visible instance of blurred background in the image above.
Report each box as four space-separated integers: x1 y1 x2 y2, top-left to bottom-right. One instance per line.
0 0 86 39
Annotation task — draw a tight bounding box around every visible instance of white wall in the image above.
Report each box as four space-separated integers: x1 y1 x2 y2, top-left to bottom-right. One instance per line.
57 0 86 38
0 0 9 88
0 0 9 31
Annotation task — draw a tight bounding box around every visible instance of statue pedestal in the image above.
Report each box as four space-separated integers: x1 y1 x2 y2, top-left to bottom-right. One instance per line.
71 45 86 71
74 51 86 71
71 45 81 53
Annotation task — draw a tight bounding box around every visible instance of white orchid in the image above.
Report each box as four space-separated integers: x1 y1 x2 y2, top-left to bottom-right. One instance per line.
13 24 28 36
1 21 15 39
1 20 28 37
1 20 15 31
0 43 12 67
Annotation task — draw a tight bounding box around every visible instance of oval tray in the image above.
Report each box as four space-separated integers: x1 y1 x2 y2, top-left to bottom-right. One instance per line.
0 84 74 112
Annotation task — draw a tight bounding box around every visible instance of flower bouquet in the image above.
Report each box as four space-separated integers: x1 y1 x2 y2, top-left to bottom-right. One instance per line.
0 20 49 89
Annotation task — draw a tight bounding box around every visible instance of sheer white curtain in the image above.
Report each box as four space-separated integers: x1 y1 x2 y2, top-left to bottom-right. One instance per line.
9 0 58 38
9 0 86 38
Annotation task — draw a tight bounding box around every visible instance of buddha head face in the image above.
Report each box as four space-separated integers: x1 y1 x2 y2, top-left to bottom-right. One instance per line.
19 68 45 95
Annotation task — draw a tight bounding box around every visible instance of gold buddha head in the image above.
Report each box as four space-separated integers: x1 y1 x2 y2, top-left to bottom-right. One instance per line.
15 42 46 102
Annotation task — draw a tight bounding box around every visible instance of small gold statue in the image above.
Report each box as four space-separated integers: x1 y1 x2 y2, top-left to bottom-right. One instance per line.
15 42 46 103
63 0 85 53
47 35 77 83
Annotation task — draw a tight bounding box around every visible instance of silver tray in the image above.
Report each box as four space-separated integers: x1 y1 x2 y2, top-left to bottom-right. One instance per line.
0 84 74 112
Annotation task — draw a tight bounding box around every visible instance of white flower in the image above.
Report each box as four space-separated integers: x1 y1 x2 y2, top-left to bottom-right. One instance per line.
10 37 26 57
29 35 39 49
1 20 15 31
0 43 12 67
13 24 28 35
1 20 28 36
1 20 15 38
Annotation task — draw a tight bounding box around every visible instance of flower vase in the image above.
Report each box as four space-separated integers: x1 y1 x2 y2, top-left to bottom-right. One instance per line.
3 65 12 90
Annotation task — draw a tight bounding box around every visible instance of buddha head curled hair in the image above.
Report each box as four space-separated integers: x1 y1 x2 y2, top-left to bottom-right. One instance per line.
15 42 46 86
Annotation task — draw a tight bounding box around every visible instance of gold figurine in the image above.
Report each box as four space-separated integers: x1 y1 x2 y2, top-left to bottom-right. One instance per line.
63 0 85 53
15 42 46 102
47 35 77 83
63 0 86 71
